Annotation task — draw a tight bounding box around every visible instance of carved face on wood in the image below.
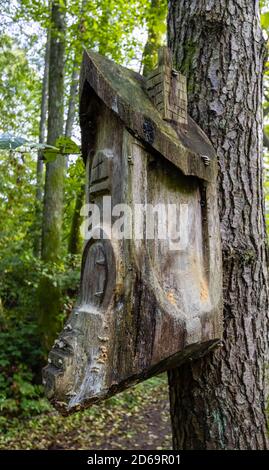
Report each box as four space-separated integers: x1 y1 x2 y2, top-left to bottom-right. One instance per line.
43 49 222 414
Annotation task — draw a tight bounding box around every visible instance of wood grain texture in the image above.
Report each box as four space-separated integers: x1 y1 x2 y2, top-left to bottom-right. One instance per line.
145 47 188 125
43 50 223 414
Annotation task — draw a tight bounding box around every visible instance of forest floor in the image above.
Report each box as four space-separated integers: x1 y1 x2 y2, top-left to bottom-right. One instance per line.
0 374 172 450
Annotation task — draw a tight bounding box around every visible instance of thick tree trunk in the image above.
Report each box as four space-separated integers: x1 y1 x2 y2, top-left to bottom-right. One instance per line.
167 0 269 450
33 28 50 257
39 0 66 349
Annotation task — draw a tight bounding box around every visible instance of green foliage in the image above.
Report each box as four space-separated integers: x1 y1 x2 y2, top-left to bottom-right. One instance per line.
0 247 80 316
0 133 58 154
43 136 80 162
0 145 81 405
142 0 167 75
55 136 80 154
0 313 49 418
37 254 81 348
0 35 41 136
66 0 150 65
0 134 28 150
0 0 167 425
0 151 37 256
0 374 169 448
0 249 81 416
261 11 269 29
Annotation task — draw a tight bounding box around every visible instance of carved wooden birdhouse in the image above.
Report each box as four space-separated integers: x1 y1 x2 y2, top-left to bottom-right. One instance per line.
43 47 223 414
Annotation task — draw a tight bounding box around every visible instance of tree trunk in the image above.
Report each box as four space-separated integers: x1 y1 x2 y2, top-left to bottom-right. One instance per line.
65 0 87 140
65 60 84 254
39 0 66 349
42 0 66 262
33 28 50 257
167 0 269 450
68 182 84 255
65 58 79 139
66 0 87 254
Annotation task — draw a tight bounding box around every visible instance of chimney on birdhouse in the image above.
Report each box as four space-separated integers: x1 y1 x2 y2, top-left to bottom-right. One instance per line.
145 47 188 126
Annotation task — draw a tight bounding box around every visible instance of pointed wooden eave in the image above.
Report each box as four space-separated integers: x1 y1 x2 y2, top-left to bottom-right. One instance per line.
80 49 217 182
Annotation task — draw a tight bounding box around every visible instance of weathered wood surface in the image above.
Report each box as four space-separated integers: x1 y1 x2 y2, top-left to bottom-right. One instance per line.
43 49 223 414
80 49 217 182
146 47 188 125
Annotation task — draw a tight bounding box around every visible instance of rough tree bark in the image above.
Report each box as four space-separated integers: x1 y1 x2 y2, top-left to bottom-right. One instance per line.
39 0 66 349
167 0 269 449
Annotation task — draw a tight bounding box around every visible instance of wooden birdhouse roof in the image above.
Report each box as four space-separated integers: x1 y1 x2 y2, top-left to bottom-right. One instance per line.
80 49 217 182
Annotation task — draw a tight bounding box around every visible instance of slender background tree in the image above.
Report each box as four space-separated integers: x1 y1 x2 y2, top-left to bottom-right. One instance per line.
33 29 50 257
39 0 66 347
